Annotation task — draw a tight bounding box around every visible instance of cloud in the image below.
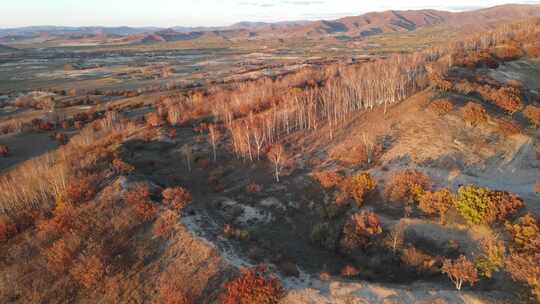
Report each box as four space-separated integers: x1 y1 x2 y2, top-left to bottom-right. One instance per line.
238 1 276 7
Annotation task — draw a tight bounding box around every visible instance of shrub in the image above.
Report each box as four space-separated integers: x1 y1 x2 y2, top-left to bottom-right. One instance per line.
70 252 106 289
313 171 343 189
339 172 377 207
145 112 163 127
162 187 192 211
462 102 488 126
341 265 360 277
223 224 249 241
63 174 100 204
492 45 524 61
490 86 523 114
384 169 432 205
535 181 540 195
506 214 540 253
340 211 382 252
428 99 454 116
416 188 455 224
125 184 157 221
157 276 193 304
44 235 81 274
505 252 540 301
246 183 262 193
220 266 285 304
112 158 135 174
456 186 523 225
523 105 540 127
153 210 178 238
441 255 479 290
485 190 523 223
0 145 9 157
401 247 439 273
475 237 505 278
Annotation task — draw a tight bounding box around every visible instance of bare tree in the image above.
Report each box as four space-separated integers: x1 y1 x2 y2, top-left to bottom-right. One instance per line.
180 144 193 172
267 144 287 182
208 124 221 162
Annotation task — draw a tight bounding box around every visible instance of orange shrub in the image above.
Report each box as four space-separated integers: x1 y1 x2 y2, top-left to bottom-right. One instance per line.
112 158 135 174
523 105 540 127
505 252 540 301
341 265 360 277
384 169 432 204
340 211 382 251
462 102 488 126
0 144 9 157
246 183 262 193
70 252 106 289
162 187 192 211
313 171 343 189
506 214 540 253
535 181 540 195
153 210 178 238
416 188 455 224
339 172 377 207
145 112 163 128
64 174 100 204
486 191 523 224
125 184 157 221
44 236 81 274
428 99 454 116
220 266 285 304
490 86 523 114
441 255 479 290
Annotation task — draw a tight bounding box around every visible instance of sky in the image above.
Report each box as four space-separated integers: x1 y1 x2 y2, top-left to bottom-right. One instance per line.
1 0 539 28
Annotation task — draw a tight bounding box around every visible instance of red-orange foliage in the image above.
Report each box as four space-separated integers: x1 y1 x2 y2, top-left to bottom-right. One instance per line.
0 144 9 157
153 210 178 238
491 45 524 61
70 252 106 289
462 102 488 126
146 112 163 128
535 181 540 195
44 235 81 274
428 99 454 116
384 169 432 204
416 188 455 224
340 265 360 277
162 187 192 211
313 171 343 189
441 255 479 290
490 86 523 114
64 174 99 204
246 183 263 193
523 105 540 127
340 211 383 251
220 266 285 304
486 191 523 224
112 158 135 174
125 184 157 220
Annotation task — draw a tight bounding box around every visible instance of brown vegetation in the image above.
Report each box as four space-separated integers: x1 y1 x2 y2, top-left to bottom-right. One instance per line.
384 169 432 205
428 99 454 116
441 255 479 290
338 172 377 207
462 102 488 126
340 211 383 252
0 145 9 157
416 188 455 224
523 105 540 127
220 266 285 304
162 187 192 211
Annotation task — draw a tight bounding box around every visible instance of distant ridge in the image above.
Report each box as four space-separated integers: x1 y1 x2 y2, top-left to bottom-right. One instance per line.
1 4 539 44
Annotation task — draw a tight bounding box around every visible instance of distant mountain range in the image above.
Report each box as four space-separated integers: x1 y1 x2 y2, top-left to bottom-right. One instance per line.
1 4 539 46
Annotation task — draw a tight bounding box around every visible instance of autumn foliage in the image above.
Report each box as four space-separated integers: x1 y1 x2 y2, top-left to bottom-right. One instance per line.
456 185 523 225
441 255 479 290
313 171 343 189
428 99 454 116
162 187 192 211
0 145 9 157
384 169 432 204
416 188 455 224
340 211 383 251
523 105 540 127
462 102 488 126
220 266 285 304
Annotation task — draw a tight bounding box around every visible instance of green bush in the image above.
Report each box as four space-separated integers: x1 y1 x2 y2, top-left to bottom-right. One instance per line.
456 185 491 225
